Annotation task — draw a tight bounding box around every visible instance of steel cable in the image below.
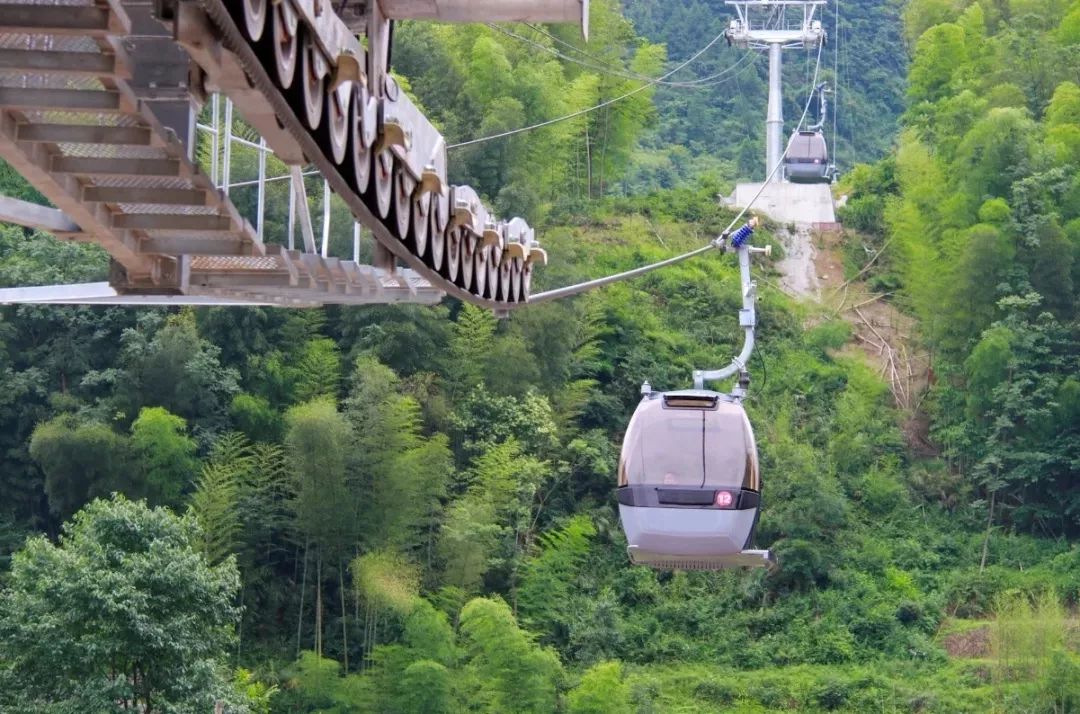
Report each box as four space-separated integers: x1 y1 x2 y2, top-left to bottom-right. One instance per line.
490 23 756 89
448 27 743 149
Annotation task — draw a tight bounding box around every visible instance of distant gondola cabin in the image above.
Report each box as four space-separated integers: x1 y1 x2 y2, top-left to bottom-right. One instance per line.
784 130 832 183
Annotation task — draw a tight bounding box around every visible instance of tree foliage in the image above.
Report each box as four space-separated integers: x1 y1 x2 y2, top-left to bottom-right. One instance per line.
0 496 243 713
843 0 1080 538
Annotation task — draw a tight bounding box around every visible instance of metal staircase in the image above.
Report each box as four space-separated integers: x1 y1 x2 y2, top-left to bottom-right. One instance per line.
0 0 586 307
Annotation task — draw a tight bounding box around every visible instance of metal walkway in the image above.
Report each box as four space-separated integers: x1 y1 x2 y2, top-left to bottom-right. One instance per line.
0 0 442 307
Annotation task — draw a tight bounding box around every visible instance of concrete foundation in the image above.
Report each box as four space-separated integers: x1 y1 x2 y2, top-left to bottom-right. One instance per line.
727 182 836 224
722 182 840 300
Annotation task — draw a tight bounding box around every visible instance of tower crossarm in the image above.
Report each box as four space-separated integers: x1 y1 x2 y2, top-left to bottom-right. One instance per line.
724 0 826 49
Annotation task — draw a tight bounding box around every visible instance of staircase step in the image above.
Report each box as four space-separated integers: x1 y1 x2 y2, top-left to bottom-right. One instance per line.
19 123 150 146
52 155 178 177
113 212 231 231
0 4 119 36
141 234 246 256
0 88 121 112
0 49 120 76
83 185 211 205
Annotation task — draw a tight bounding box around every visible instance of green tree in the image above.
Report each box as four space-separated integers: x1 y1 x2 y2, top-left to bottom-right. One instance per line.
903 0 957 45
344 358 452 555
567 661 632 714
293 337 343 403
940 223 1016 353
953 107 1036 200
458 597 563 713
29 414 131 520
961 293 1080 535
449 385 561 460
1045 81 1080 126
129 406 198 507
188 433 292 654
908 23 968 104
438 439 551 591
351 598 459 713
965 325 1014 420
287 398 354 559
188 432 252 564
99 310 240 443
396 660 455 714
445 304 497 400
518 515 596 644
230 392 283 443
0 495 244 713
286 397 354 658
437 495 501 593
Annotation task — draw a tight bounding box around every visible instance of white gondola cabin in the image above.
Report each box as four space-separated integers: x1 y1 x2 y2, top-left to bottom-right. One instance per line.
617 389 773 570
784 130 833 184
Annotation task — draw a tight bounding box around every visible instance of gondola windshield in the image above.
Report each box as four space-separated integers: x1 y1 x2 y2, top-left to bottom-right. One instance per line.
704 403 759 490
786 131 827 163
619 406 704 488
619 398 759 490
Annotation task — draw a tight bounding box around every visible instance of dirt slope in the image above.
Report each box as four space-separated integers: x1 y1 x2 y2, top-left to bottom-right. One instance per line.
770 217 934 452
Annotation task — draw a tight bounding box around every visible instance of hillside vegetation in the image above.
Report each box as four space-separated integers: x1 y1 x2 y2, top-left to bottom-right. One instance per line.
842 0 1080 541
1 1 1079 713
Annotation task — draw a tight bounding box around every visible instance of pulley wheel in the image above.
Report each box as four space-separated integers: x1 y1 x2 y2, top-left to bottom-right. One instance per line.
509 257 523 303
346 95 372 194
521 261 533 301
486 245 500 300
498 249 513 302
241 0 266 42
410 190 431 259
459 234 476 292
428 212 445 273
428 189 449 257
272 2 298 90
369 151 393 219
473 244 488 298
300 33 325 131
391 165 414 240
445 227 461 284
319 83 350 165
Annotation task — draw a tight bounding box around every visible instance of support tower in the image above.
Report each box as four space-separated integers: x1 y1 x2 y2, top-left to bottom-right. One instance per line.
725 1 826 182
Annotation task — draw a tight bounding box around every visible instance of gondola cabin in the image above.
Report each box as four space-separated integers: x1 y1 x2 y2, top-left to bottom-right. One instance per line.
617 389 773 570
784 130 833 184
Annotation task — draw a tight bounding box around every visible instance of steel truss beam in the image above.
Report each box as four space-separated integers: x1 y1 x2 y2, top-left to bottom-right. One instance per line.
0 0 449 307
